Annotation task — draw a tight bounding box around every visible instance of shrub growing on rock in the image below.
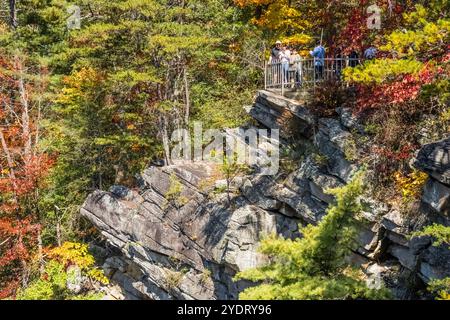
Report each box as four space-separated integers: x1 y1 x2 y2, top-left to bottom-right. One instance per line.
235 171 391 300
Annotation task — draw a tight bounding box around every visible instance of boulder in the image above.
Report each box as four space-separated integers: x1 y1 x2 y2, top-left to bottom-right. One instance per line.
419 244 450 283
412 137 450 186
247 90 315 138
421 178 450 215
79 88 450 300
81 162 300 300
314 118 358 182
336 107 364 133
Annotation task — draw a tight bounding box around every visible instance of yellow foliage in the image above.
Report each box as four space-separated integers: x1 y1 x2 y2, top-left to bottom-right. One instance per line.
235 0 310 33
281 34 312 48
394 170 428 202
50 242 95 268
50 242 109 285
234 0 273 7
437 291 450 300
56 67 103 106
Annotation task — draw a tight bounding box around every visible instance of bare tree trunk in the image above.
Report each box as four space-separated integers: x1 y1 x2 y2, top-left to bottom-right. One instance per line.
34 98 41 156
56 221 62 247
162 117 172 165
183 68 190 124
54 205 63 246
37 230 45 274
388 0 393 16
0 129 18 198
15 56 33 165
21 260 29 288
9 0 17 29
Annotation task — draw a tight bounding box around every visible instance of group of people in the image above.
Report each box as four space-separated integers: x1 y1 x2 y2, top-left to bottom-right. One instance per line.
268 40 377 87
269 41 304 87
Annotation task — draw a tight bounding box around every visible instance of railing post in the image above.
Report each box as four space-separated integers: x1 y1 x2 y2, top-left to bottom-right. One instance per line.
313 58 316 93
262 58 355 96
264 60 267 90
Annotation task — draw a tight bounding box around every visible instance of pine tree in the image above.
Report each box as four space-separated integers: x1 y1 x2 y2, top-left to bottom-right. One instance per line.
235 171 391 300
412 224 450 300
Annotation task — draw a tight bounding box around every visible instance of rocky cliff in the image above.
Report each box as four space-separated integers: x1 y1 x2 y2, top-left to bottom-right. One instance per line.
81 90 450 300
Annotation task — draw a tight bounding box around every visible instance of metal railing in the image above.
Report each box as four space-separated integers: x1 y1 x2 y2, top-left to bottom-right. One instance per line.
264 58 361 96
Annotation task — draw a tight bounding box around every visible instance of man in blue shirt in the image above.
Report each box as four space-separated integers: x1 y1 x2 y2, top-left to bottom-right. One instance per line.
364 46 377 60
310 44 326 80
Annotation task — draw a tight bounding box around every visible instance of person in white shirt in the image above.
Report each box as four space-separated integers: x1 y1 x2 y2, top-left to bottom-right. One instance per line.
280 46 291 83
290 49 302 87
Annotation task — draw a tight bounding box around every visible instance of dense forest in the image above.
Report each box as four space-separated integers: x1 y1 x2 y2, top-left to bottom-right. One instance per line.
0 0 449 300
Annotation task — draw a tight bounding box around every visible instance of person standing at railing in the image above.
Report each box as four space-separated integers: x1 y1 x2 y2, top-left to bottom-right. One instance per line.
280 46 291 85
332 46 343 80
310 44 325 81
348 50 360 67
271 40 282 63
268 40 283 86
364 46 377 61
290 49 302 88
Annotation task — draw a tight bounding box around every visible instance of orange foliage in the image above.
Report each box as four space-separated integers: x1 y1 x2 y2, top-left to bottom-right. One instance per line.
0 52 53 298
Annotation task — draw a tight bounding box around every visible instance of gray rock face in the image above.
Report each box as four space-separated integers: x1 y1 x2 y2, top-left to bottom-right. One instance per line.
336 107 364 133
412 137 450 186
81 90 450 300
421 178 450 215
81 161 305 300
418 241 450 283
248 90 315 138
314 118 358 182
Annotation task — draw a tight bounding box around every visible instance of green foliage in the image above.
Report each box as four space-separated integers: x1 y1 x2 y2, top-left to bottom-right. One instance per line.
50 242 109 284
220 154 250 203
165 174 189 207
191 82 253 129
344 4 449 85
16 261 69 300
15 242 107 300
344 59 423 84
0 0 261 253
343 138 358 162
312 152 329 167
412 224 450 300
235 171 391 300
165 174 183 201
428 278 450 300
200 268 212 285
1 0 448 301
16 257 104 300
412 224 450 248
382 5 450 59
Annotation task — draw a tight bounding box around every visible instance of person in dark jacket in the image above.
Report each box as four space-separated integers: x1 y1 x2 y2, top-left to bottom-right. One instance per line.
348 50 360 67
334 46 344 79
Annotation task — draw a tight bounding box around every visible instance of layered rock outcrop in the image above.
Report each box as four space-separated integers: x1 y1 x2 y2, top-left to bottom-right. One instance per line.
81 90 450 300
412 138 450 216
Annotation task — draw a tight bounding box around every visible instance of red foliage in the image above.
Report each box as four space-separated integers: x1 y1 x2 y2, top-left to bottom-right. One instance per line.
355 64 442 112
0 218 40 299
0 53 52 298
338 0 410 55
339 4 368 54
372 143 417 162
